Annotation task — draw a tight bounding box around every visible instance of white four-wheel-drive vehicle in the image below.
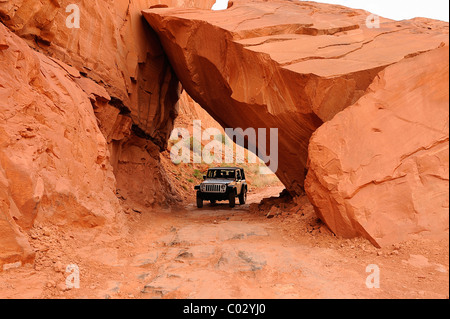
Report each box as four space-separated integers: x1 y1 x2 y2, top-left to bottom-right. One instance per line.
194 167 247 208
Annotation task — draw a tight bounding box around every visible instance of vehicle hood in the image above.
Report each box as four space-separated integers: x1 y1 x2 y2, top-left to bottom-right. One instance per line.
202 179 233 185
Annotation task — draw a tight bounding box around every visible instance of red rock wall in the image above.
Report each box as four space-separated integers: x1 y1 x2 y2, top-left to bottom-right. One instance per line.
0 0 211 270
0 0 215 148
0 22 120 269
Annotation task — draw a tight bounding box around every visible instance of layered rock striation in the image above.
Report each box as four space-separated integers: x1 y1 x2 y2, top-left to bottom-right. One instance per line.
0 0 210 148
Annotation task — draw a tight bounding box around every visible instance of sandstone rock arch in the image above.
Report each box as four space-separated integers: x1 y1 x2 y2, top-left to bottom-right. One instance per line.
142 0 449 246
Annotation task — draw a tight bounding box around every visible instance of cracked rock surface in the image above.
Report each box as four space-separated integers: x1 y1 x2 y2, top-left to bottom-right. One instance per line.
306 46 449 247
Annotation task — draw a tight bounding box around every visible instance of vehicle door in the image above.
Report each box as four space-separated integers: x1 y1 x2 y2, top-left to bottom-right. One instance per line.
235 169 242 194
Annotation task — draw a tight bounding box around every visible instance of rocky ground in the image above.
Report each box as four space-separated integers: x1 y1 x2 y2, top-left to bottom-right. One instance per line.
0 186 447 299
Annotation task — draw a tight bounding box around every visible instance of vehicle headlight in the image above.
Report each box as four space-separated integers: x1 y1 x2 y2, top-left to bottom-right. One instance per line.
201 184 206 192
221 184 227 192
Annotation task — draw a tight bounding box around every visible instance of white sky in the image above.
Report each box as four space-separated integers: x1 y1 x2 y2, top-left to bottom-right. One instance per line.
306 0 449 22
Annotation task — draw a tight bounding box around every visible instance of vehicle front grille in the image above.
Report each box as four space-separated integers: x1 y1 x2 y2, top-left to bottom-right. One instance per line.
204 184 225 193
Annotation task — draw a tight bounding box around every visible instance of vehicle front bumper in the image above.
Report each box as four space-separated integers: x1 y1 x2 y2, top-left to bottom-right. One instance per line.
196 188 235 201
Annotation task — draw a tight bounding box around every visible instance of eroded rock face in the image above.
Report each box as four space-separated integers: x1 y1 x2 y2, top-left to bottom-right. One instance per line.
0 23 120 268
305 47 449 247
0 167 35 270
113 135 182 210
142 0 449 195
0 0 211 148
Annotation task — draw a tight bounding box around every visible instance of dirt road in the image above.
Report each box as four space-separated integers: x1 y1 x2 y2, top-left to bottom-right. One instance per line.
0 186 448 299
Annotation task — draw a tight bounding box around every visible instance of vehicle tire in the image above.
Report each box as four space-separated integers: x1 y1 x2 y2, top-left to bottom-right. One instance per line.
197 193 203 208
239 188 247 205
228 190 236 208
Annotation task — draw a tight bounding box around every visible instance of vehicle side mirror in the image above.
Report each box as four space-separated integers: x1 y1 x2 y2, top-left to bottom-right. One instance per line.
203 176 207 180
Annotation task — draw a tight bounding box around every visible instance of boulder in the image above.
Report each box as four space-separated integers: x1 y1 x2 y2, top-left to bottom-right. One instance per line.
305 47 449 247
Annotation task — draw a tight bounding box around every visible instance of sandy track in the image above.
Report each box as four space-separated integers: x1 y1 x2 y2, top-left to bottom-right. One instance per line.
0 186 448 299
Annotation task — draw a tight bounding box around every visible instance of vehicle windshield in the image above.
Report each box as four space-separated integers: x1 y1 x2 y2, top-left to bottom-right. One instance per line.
207 169 236 179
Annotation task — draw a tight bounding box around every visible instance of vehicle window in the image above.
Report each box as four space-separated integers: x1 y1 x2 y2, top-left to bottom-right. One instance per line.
207 169 235 179
207 170 217 178
222 170 235 179
236 170 241 180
